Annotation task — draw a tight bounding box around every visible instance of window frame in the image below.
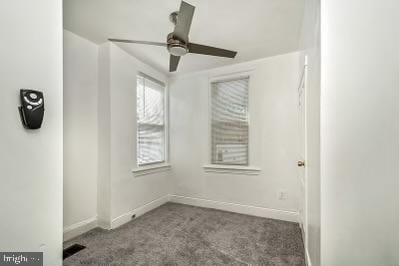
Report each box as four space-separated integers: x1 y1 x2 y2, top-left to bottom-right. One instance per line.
135 72 169 168
207 71 253 168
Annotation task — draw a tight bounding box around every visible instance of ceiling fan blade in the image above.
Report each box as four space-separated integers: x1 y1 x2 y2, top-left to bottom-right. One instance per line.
188 43 237 58
108 39 167 47
170 55 181 72
173 1 195 43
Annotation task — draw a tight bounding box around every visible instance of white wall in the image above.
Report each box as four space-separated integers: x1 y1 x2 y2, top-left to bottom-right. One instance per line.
0 0 63 265
169 52 302 220
63 37 172 231
63 30 99 238
97 42 112 228
97 43 172 228
321 0 399 265
299 0 321 265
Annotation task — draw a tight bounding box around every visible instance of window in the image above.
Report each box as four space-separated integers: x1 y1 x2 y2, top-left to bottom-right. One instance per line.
136 74 166 166
210 77 249 166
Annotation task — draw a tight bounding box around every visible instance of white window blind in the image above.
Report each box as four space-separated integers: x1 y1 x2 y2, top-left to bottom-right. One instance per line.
211 77 249 165
136 74 166 166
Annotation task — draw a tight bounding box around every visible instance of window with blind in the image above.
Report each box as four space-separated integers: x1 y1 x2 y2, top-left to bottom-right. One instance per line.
136 74 166 166
211 77 249 166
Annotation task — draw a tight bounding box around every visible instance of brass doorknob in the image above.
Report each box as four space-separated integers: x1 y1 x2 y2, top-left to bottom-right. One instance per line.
297 160 305 167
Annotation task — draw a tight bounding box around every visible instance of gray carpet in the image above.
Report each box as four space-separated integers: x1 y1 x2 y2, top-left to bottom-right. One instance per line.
64 203 305 265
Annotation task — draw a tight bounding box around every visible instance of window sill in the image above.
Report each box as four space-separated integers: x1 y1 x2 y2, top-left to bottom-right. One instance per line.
132 163 171 177
203 164 261 175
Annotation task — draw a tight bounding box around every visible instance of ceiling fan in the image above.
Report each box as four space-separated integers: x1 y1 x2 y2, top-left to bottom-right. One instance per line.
108 1 237 72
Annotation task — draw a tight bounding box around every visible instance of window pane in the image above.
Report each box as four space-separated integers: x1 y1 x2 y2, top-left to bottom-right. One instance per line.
143 80 164 125
137 124 165 165
137 75 165 166
211 78 249 165
137 76 145 122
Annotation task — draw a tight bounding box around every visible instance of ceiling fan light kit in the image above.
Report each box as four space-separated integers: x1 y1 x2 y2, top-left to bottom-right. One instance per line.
167 33 188 56
108 1 237 72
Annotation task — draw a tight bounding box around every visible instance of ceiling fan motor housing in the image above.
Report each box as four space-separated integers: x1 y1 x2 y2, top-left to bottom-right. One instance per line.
167 32 188 56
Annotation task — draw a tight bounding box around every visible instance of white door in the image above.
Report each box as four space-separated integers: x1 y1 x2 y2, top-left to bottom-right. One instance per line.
297 56 308 248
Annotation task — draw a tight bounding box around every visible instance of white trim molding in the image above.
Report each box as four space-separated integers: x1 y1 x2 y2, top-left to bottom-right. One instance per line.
209 70 254 83
97 219 111 230
132 163 171 177
203 164 261 175
63 216 98 241
169 194 299 222
305 247 312 266
64 195 300 241
300 223 312 266
110 195 170 229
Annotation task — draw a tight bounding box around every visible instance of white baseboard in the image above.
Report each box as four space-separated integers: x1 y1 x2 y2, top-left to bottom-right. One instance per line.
97 218 111 230
169 194 299 223
110 195 170 229
63 216 97 241
306 248 312 266
299 223 312 266
65 195 300 241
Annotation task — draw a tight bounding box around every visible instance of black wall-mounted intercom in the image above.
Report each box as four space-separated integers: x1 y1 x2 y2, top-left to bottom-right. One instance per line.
19 89 45 129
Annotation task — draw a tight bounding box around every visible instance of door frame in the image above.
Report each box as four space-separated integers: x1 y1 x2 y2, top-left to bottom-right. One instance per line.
298 55 309 251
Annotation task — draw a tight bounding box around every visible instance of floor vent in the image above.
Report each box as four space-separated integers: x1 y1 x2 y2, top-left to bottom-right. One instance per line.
63 244 86 260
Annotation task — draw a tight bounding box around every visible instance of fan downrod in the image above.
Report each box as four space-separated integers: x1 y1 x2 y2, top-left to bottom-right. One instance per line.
169 11 179 25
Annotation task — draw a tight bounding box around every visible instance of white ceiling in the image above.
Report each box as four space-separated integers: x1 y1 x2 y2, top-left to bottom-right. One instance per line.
64 0 305 75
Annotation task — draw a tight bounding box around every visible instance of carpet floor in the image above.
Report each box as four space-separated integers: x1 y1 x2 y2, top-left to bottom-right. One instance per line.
63 203 305 265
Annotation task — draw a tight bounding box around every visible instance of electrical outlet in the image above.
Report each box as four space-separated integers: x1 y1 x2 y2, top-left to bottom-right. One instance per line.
278 190 288 200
